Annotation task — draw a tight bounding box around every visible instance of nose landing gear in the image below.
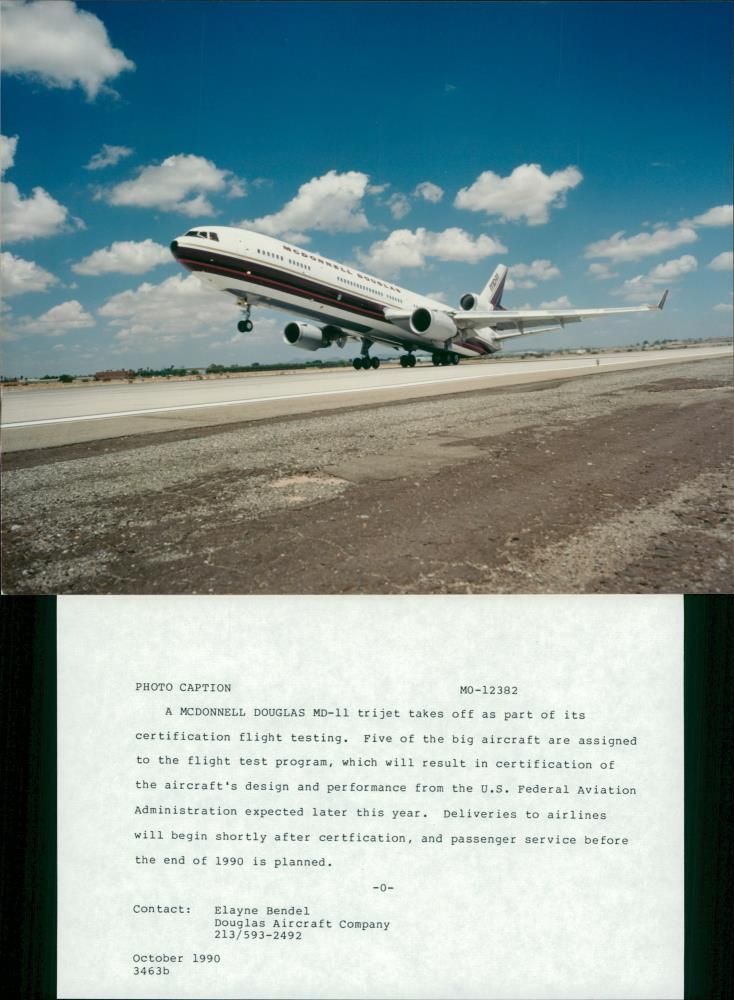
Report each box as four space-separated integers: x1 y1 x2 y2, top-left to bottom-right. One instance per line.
237 300 253 333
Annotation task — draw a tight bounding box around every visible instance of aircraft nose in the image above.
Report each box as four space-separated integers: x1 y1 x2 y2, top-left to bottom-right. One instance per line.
170 239 179 255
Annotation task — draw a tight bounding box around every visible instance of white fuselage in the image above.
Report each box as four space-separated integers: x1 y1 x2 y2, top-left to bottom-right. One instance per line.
170 226 481 356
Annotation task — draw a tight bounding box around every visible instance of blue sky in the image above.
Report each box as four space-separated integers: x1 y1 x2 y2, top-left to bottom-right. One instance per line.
1 0 732 375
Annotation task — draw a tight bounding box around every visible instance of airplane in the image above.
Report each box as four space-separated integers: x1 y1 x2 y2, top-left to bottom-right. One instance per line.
169 226 668 370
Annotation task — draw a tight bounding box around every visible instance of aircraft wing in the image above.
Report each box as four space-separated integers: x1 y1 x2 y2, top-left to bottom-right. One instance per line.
450 291 668 340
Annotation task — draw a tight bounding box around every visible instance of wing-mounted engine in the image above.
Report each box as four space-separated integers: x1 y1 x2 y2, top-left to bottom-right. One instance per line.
283 322 346 351
459 293 482 311
409 308 457 343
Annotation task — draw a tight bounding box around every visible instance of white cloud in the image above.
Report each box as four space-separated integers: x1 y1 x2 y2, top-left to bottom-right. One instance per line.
374 182 443 221
356 227 507 276
586 262 618 280
387 193 411 219
585 225 698 262
0 250 58 295
614 275 665 302
454 163 583 225
85 144 133 170
708 251 733 271
1 133 71 241
413 181 444 203
686 204 733 228
72 239 172 276
98 273 239 343
505 259 560 290
243 170 370 237
540 295 571 309
101 154 243 215
278 232 311 245
1 133 18 173
647 255 698 281
0 0 135 100
227 178 247 199
18 299 95 336
713 302 733 312
614 254 697 302
1 181 69 242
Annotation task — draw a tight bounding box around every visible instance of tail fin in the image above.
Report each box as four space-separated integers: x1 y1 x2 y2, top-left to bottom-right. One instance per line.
481 265 508 310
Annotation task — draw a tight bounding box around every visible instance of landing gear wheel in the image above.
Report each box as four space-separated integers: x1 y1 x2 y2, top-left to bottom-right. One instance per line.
353 358 363 370
452 353 459 365
237 319 247 333
371 357 380 369
432 354 439 366
399 356 408 368
408 354 416 367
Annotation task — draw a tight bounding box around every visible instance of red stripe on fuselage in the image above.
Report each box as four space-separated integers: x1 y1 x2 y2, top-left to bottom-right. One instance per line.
177 256 387 322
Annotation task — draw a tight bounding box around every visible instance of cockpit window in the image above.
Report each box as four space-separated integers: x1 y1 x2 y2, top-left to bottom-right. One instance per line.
185 230 198 236
209 232 219 241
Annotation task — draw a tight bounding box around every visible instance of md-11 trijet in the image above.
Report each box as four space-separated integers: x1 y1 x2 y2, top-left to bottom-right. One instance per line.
170 226 667 370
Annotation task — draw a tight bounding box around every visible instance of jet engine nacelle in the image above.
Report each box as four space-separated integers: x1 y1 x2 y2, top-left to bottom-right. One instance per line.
409 307 457 342
283 322 346 351
284 322 326 351
459 292 482 311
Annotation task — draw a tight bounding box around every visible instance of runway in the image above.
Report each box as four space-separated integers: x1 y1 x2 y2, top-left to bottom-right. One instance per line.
2 346 728 451
3 354 731 594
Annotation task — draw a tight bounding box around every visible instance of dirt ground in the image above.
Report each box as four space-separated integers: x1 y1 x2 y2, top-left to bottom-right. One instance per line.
2 356 731 594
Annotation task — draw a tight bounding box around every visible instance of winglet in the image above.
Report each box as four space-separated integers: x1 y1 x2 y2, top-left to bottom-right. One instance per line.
657 289 669 311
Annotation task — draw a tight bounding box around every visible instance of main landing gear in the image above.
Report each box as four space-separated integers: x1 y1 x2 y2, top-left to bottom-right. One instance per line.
353 338 379 370
237 301 253 333
432 352 460 366
399 354 417 368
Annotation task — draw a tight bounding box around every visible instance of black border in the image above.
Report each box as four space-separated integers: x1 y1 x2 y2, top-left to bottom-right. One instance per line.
2 597 56 1000
684 595 732 999
2 595 730 999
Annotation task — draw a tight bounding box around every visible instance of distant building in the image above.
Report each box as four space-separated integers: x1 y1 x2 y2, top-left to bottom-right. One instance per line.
94 369 134 381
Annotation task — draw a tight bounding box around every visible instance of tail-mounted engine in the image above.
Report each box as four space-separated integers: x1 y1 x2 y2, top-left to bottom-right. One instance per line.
409 308 457 342
459 293 482 311
283 322 347 351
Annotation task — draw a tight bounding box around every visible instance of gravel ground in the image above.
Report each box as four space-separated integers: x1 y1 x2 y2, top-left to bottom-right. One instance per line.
2 356 731 594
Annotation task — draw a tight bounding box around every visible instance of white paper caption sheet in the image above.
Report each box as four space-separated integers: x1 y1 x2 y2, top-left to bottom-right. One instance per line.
58 595 683 1000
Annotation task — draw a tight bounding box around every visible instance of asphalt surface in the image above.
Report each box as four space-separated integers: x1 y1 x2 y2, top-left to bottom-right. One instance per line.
2 346 728 451
3 354 731 595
